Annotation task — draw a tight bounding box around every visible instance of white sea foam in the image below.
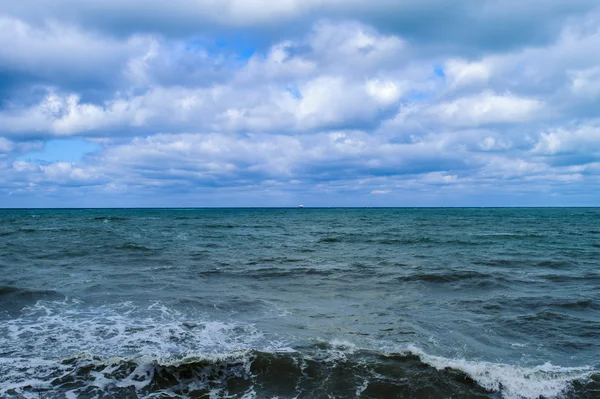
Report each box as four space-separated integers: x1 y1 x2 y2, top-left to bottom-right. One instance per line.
1 300 272 359
0 300 288 397
406 345 593 399
1 300 596 399
329 338 358 352
305 338 358 363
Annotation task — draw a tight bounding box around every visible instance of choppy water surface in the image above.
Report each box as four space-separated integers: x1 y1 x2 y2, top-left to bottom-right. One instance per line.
1 208 599 398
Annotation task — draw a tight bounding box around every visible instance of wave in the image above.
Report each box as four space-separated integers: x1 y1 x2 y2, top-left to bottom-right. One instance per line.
318 236 438 245
245 256 304 265
318 236 339 243
407 345 595 399
0 286 65 317
93 216 129 221
472 258 520 267
557 299 598 310
1 346 596 399
371 237 435 245
1 301 597 399
395 271 508 286
242 266 342 279
0 286 64 300
203 224 237 229
541 273 600 282
535 260 574 269
113 243 157 251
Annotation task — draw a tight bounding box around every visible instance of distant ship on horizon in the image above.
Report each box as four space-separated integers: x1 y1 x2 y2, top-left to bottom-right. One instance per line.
298 204 304 208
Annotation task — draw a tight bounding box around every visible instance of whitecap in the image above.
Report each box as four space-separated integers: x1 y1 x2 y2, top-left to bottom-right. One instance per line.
406 345 594 399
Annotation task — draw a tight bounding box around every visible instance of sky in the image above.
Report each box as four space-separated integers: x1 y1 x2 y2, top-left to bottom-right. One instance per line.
1 0 600 207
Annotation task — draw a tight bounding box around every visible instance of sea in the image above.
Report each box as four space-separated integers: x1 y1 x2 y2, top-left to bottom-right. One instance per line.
0 208 599 399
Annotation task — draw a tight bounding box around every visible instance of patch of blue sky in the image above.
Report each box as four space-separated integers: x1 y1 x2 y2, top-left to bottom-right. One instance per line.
433 65 445 78
287 85 302 99
18 140 100 163
407 91 431 101
185 34 256 61
404 66 446 101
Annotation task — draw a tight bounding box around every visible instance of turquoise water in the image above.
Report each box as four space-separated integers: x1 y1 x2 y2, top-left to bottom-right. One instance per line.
1 208 599 398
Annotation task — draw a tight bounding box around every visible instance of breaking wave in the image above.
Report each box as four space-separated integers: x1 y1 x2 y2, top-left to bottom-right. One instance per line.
0 300 597 399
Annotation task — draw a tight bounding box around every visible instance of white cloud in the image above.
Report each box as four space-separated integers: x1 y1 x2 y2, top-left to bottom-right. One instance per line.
533 124 600 155
0 91 143 136
1 4 600 205
533 132 562 155
308 21 406 72
41 162 100 182
10 160 103 184
422 172 459 184
430 91 543 126
0 23 412 137
0 138 43 158
371 189 391 195
0 17 150 86
4 0 597 53
477 136 512 151
366 79 403 105
570 66 600 97
125 38 161 86
0 138 15 153
445 59 491 89
239 41 317 83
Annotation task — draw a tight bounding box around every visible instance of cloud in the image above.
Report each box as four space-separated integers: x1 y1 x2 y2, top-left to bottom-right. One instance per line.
0 17 152 98
0 91 143 137
429 91 543 126
0 22 416 137
0 2 600 206
570 66 600 98
4 1 599 53
0 137 43 158
444 59 491 89
532 124 600 158
371 190 391 195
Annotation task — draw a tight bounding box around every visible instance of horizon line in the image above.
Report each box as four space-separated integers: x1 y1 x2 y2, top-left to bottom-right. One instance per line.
1 206 599 210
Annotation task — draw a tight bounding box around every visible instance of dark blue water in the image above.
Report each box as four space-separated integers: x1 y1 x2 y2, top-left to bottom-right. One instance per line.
1 208 599 398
